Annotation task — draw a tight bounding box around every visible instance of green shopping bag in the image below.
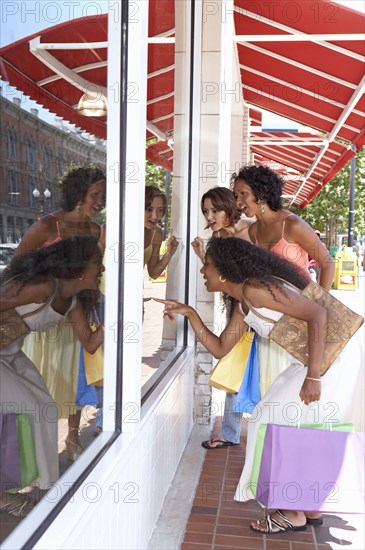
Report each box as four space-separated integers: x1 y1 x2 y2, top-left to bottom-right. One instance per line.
7 413 38 493
250 422 354 497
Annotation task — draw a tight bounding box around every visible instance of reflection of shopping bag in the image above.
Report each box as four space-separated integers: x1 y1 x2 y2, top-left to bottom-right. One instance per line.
256 423 364 512
0 413 21 490
84 326 104 386
250 422 354 498
209 331 255 393
234 336 260 414
76 346 99 406
10 413 38 491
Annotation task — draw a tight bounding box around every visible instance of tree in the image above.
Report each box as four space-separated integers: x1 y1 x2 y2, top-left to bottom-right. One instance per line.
292 148 365 245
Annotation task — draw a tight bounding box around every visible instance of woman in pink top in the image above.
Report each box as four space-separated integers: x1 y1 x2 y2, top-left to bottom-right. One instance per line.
231 165 334 290
14 166 106 460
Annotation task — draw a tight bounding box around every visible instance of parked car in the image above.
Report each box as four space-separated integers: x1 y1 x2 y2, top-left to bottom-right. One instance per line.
0 243 17 274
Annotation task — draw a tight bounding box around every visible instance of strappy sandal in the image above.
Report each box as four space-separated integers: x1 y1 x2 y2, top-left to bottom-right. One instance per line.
201 438 238 449
250 509 307 535
0 494 36 518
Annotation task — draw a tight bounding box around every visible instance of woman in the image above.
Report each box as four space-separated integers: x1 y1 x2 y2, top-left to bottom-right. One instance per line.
191 186 253 262
232 164 335 397
0 237 104 517
16 165 106 460
144 185 178 278
155 237 363 533
191 187 254 450
231 165 334 289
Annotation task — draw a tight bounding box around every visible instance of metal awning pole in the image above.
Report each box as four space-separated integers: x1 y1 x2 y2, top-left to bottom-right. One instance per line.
347 145 356 247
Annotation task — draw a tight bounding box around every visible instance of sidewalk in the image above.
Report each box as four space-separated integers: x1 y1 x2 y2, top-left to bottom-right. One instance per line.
150 273 365 550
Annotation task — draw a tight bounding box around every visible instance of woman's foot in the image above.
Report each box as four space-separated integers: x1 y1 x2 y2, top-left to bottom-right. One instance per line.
0 493 36 518
250 509 307 534
305 513 323 525
201 438 238 449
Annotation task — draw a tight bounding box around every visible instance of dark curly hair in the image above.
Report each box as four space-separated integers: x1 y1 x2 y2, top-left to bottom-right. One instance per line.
145 185 167 217
60 165 106 211
205 237 309 316
231 165 283 211
2 236 101 318
201 187 241 229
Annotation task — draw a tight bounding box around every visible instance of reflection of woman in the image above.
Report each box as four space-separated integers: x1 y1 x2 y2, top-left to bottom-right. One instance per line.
191 187 253 262
156 237 364 534
16 166 106 460
144 186 178 278
0 237 103 517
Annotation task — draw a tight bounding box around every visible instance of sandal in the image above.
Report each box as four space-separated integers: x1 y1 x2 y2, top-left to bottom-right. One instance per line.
201 438 238 449
306 516 323 526
250 509 307 535
0 494 36 518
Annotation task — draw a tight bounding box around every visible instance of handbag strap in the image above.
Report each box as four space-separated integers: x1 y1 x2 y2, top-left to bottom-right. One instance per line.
240 276 307 324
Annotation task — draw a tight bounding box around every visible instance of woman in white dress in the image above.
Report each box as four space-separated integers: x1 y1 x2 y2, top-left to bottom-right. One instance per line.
155 237 364 535
0 236 104 517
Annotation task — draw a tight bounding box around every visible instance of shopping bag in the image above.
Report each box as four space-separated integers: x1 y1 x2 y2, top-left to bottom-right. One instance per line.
76 346 99 406
8 413 39 492
0 413 21 490
84 326 104 386
234 335 260 414
208 331 255 393
256 423 364 512
250 422 354 498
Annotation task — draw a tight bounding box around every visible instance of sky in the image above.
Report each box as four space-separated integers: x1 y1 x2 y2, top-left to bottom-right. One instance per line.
0 0 363 130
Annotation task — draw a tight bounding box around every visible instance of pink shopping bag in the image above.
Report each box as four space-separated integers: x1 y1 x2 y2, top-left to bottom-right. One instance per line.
256 423 364 513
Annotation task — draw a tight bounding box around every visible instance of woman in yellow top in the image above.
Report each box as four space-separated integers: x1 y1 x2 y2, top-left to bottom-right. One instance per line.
144 186 178 276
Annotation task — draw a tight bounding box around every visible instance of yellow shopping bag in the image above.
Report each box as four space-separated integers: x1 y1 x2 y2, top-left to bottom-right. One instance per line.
84 325 104 386
208 331 255 393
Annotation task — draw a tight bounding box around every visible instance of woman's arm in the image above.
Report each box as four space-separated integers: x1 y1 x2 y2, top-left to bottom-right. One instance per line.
147 229 178 279
0 280 52 311
14 217 55 257
286 215 335 290
67 301 104 354
191 236 205 262
153 298 248 358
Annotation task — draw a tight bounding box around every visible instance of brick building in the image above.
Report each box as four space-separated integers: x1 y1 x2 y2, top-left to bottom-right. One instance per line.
0 93 106 242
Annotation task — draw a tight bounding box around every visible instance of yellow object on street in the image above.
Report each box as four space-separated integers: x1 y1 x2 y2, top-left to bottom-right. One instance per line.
334 246 357 290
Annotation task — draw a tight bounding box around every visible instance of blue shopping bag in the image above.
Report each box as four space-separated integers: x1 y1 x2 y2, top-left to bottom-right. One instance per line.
234 334 260 414
76 346 99 406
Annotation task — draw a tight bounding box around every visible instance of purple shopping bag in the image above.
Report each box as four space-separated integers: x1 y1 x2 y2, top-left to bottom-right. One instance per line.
0 413 21 491
256 423 364 513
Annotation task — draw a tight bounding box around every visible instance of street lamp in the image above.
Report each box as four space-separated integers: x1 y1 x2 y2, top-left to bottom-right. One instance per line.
33 187 51 216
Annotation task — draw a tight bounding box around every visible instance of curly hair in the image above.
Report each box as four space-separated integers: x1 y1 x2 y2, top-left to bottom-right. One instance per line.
145 185 167 217
205 237 309 315
60 165 106 211
231 165 283 211
2 236 101 317
201 187 241 229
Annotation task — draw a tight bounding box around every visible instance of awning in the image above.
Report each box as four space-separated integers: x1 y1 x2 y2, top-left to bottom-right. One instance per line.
0 2 175 171
250 131 356 205
234 0 364 206
1 1 363 204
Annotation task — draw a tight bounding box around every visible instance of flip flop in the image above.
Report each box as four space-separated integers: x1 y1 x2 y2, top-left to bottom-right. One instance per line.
250 509 307 535
306 516 323 526
201 438 238 449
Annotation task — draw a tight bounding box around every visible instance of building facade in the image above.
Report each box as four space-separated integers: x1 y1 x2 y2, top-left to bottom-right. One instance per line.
0 93 106 243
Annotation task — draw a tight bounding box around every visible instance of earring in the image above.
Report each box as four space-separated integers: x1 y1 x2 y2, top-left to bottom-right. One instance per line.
77 204 81 212
219 275 226 283
260 201 265 213
78 274 84 281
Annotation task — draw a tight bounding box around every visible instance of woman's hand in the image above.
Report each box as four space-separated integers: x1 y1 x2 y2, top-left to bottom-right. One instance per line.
299 378 321 405
191 236 204 261
153 298 194 321
166 235 179 257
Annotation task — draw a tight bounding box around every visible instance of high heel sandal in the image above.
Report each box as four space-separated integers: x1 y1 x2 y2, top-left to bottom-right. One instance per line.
65 429 84 462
